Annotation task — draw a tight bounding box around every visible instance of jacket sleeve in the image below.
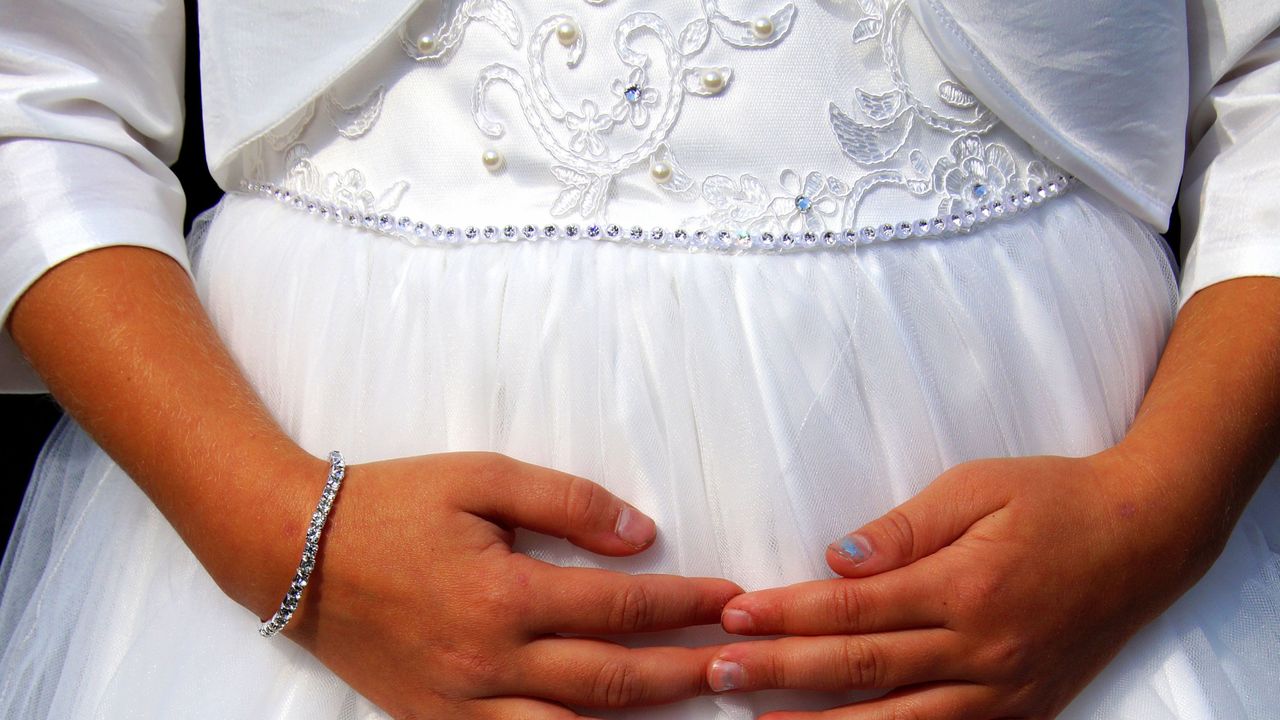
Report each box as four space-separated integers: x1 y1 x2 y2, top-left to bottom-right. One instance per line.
1179 11 1280 308
0 0 189 392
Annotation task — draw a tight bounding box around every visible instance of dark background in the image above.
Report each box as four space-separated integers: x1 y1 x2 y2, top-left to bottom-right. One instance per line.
0 5 1183 559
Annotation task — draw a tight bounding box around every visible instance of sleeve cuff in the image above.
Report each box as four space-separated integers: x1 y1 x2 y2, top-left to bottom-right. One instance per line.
1178 239 1280 310
0 139 191 393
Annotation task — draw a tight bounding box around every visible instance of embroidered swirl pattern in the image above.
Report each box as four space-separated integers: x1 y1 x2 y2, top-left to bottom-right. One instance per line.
259 0 1066 243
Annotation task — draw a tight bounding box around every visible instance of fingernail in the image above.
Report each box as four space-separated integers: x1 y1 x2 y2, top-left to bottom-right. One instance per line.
708 659 745 692
721 608 754 634
830 534 872 564
615 506 656 548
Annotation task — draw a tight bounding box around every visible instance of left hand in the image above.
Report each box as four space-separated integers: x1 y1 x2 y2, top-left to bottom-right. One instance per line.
704 450 1222 720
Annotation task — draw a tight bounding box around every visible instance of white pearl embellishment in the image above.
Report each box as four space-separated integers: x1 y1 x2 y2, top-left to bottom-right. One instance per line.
649 162 673 184
555 20 579 46
699 70 726 94
751 17 774 39
481 149 505 172
416 33 437 54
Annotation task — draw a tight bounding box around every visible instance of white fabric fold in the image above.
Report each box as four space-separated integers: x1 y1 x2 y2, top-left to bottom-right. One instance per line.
1179 29 1280 306
0 0 189 392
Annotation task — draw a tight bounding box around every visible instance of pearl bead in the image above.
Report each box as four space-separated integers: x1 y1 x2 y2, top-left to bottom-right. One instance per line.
555 20 579 46
699 70 725 94
481 149 504 172
751 17 774 39
649 161 673 184
416 33 437 54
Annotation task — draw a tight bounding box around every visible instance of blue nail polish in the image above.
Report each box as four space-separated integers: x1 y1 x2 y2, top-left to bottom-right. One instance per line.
831 534 871 564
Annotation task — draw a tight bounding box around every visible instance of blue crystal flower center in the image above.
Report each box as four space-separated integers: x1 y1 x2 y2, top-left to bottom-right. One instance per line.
624 85 641 103
972 183 988 199
795 195 813 212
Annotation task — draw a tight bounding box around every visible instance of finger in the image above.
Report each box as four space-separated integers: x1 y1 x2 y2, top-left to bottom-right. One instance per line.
707 630 963 693
466 696 602 720
719 567 944 636
521 559 742 635
463 453 658 556
759 681 997 720
513 637 720 708
827 464 1008 578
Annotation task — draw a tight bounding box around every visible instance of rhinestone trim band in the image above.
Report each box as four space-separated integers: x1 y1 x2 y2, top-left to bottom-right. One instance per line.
259 450 346 638
242 175 1073 253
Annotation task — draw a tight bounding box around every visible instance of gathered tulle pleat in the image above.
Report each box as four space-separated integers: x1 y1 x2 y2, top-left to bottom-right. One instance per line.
1 187 1276 719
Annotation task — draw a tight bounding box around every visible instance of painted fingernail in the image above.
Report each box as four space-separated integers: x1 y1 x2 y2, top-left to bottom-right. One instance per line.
615 506 656 548
721 608 754 634
830 534 872 564
708 659 745 692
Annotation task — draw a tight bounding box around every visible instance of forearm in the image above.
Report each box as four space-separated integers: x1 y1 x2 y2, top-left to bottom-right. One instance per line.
7 245 323 616
1108 276 1280 566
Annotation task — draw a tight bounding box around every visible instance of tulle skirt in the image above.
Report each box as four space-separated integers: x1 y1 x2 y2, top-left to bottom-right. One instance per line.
1 187 1277 719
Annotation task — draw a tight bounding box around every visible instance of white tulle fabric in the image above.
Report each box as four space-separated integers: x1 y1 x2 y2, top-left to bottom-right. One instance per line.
1 186 1278 719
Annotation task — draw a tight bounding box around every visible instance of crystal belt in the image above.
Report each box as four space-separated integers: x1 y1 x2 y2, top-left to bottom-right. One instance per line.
242 175 1073 254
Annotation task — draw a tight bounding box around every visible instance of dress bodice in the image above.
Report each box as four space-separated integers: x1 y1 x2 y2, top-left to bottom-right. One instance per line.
246 0 1069 250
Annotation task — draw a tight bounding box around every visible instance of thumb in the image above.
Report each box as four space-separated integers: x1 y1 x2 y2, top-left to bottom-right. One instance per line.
826 464 1007 577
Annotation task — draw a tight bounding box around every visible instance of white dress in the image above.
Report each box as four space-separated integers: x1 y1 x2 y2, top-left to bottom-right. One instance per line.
1 1 1278 718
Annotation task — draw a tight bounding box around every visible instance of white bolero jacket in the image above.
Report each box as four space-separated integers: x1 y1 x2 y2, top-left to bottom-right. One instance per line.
1 0 1278 391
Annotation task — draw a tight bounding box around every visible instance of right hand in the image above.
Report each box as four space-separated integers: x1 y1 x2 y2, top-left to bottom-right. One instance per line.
247 451 741 719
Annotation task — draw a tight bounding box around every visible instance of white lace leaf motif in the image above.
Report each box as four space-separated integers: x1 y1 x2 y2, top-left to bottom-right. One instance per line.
678 18 711 55
937 80 978 109
829 102 913 165
325 85 385 139
471 5 779 219
855 88 903 122
269 0 1071 236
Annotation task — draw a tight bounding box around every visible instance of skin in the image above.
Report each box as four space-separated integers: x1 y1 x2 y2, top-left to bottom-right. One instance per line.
705 276 1280 719
8 246 743 719
10 246 1278 719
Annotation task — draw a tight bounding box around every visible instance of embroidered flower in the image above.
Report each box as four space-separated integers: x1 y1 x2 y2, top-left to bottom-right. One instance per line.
687 173 774 232
610 68 660 128
770 169 839 233
565 99 613 157
932 134 1016 214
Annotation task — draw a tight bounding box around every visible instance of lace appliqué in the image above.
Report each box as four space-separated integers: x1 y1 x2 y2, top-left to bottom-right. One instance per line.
472 1 797 218
266 85 388 150
676 0 1062 234
401 0 522 62
281 144 409 218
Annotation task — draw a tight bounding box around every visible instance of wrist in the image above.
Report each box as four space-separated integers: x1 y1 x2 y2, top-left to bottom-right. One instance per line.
188 444 333 620
1087 440 1230 586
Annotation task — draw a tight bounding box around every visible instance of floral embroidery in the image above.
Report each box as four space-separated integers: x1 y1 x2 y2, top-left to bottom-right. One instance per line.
774 170 840 234
472 2 797 219
253 0 1068 241
282 145 408 217
610 68 659 128
932 134 1015 216
809 0 1061 229
565 100 612 157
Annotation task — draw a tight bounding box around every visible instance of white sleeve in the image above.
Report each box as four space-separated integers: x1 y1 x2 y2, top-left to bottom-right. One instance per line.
1179 19 1280 308
0 0 189 393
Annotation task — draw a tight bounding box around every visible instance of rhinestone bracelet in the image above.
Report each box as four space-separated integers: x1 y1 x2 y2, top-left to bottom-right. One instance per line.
259 450 346 638
243 173 1073 255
